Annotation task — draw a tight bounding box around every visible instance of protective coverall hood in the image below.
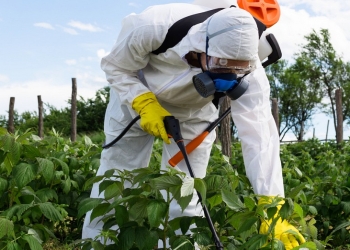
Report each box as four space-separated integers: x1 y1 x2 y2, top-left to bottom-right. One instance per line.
206 8 259 61
192 0 237 8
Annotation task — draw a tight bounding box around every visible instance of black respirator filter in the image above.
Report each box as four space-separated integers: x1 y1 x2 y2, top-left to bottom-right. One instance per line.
193 73 249 100
226 77 249 100
192 73 216 98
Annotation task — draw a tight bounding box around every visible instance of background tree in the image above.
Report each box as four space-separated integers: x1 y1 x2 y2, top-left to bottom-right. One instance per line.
76 86 109 134
297 29 345 138
339 62 350 124
281 56 322 140
266 56 322 141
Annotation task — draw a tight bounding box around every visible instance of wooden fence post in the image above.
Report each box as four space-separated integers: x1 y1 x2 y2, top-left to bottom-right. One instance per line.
8 97 15 133
271 98 279 133
71 78 77 142
38 95 44 138
220 96 232 157
335 88 343 144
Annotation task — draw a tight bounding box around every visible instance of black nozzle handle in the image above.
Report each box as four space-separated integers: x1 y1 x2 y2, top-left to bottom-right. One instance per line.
163 116 183 143
164 116 224 250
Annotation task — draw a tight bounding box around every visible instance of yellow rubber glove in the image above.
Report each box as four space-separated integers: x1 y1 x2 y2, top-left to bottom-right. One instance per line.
132 92 171 144
258 197 306 250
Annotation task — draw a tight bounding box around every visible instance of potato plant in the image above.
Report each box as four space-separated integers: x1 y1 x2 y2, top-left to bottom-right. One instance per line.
1 126 349 249
0 127 101 249
78 143 315 250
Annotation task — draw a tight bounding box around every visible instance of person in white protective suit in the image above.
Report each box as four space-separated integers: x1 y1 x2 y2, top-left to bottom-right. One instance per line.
82 1 306 249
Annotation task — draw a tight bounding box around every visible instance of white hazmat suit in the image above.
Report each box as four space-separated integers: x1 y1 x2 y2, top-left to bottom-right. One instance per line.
82 2 284 247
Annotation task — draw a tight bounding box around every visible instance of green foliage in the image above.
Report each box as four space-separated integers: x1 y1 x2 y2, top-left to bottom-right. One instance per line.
1 128 350 249
281 139 350 248
78 141 314 250
0 127 101 249
75 87 110 134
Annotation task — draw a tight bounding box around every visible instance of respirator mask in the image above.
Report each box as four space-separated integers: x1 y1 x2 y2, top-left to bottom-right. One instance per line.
192 17 254 100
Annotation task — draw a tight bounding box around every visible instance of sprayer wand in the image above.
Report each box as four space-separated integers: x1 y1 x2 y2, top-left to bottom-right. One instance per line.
164 116 224 250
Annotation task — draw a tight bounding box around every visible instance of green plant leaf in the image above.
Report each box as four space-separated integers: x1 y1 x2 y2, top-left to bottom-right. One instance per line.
293 242 317 250
13 163 37 189
147 199 168 228
151 176 182 190
99 180 116 194
114 205 129 227
329 221 350 236
22 144 41 159
177 193 193 212
236 217 259 235
192 228 212 247
84 175 104 190
90 203 111 222
221 189 244 211
143 230 159 250
32 223 56 240
104 182 123 200
308 205 317 215
21 186 38 201
3 204 32 220
171 236 193 250
1 135 21 165
3 153 14 175
28 228 43 244
180 216 193 235
307 218 318 239
91 241 104 250
0 217 14 239
0 177 8 194
78 198 104 219
31 134 42 141
22 234 44 250
293 202 304 219
194 178 206 203
51 157 70 176
0 127 7 136
38 202 64 222
134 226 150 249
84 135 93 147
129 198 148 223
280 198 294 220
109 195 138 208
287 183 306 198
118 227 135 250
212 207 226 225
6 242 21 250
62 177 72 194
241 234 268 250
37 158 55 184
207 194 222 207
0 134 12 152
342 201 350 215
16 131 32 144
228 211 252 230
244 196 256 211
181 176 194 197
205 175 226 190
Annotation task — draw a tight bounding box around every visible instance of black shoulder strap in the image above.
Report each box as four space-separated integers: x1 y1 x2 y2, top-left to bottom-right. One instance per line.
254 18 266 38
151 7 266 55
152 8 224 55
